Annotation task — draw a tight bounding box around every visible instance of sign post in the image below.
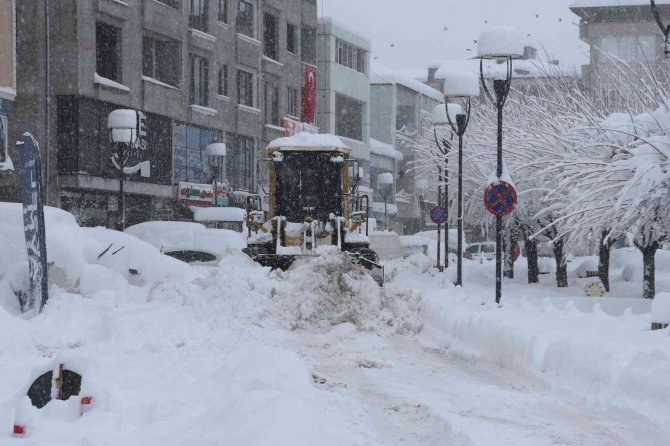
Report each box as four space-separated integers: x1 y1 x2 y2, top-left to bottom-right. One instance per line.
16 133 48 314
484 181 517 304
430 205 448 271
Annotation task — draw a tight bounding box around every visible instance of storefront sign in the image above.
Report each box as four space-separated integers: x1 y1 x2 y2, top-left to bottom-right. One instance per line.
301 63 317 124
178 182 228 206
281 117 318 137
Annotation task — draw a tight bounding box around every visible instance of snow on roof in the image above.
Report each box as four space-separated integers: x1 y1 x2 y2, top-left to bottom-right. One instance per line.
318 16 371 48
434 58 576 81
370 139 404 161
192 207 246 222
571 0 670 7
370 63 444 102
267 132 350 153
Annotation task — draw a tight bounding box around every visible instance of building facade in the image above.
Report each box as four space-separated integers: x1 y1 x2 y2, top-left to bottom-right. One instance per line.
370 64 443 234
571 0 669 101
6 0 317 227
0 0 15 171
316 17 371 185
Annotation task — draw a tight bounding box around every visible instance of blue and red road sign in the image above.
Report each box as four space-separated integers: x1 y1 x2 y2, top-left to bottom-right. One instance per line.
484 181 517 217
430 205 448 225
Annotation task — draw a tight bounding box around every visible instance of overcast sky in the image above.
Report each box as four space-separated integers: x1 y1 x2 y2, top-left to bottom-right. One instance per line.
320 0 589 72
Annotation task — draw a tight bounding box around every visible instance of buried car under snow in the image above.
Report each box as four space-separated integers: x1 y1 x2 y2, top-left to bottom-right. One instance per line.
125 221 247 265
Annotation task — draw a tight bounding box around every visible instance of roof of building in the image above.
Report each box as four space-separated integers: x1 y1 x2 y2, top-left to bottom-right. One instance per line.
370 63 444 102
571 0 670 7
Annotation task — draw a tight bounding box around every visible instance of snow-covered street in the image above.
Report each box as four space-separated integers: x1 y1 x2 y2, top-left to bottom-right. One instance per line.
1 231 668 445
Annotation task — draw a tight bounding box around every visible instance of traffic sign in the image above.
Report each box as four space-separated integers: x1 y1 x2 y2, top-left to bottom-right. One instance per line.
484 181 517 217
430 205 448 225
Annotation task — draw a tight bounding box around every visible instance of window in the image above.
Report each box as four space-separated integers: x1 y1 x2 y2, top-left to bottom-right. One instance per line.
190 55 209 106
156 0 181 7
335 94 363 141
301 27 316 64
237 69 254 106
189 0 209 32
600 35 656 63
263 13 279 60
264 82 279 125
218 65 229 96
287 87 299 117
218 0 228 23
96 22 122 82
173 124 220 184
287 23 297 54
237 0 254 37
336 39 366 73
143 36 181 87
226 133 254 190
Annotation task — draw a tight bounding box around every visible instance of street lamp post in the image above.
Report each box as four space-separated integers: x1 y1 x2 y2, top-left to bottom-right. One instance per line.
477 26 525 304
439 72 480 287
377 172 394 231
206 143 227 207
107 109 147 231
431 117 450 272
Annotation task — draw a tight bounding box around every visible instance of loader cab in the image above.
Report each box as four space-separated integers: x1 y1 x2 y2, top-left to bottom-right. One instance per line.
273 151 344 223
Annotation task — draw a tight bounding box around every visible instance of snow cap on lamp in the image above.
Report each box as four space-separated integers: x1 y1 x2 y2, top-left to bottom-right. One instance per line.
107 109 138 144
442 71 480 98
477 26 525 60
205 142 227 157
432 103 464 125
377 172 394 185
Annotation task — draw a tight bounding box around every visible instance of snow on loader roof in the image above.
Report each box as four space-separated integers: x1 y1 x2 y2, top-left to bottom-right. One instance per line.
267 132 350 154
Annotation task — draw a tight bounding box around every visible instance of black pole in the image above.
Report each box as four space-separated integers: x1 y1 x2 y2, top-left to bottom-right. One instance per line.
493 77 508 305
457 132 464 287
119 144 126 231
437 166 442 270
444 155 449 270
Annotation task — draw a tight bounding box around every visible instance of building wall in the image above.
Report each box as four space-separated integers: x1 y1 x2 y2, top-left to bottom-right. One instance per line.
317 18 371 163
8 0 317 223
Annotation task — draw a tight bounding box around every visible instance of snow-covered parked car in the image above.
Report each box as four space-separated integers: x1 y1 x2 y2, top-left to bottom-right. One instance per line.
464 242 495 261
0 203 192 307
125 221 247 265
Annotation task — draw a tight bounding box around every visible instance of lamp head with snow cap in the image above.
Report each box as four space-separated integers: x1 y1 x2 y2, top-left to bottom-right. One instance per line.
108 109 139 144
205 142 227 168
476 26 525 61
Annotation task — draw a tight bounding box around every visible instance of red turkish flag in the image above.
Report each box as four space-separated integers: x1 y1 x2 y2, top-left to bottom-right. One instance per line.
301 63 317 124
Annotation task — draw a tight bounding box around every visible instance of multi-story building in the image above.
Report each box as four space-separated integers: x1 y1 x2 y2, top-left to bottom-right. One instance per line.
316 17 371 185
5 0 317 227
0 0 15 171
570 0 669 100
370 63 443 234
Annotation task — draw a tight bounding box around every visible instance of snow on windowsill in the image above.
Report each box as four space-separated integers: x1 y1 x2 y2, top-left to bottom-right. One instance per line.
263 56 284 67
236 33 261 46
217 21 231 28
0 86 16 101
105 0 129 6
190 28 217 42
264 124 285 132
189 104 218 116
217 94 231 101
94 73 130 93
142 75 180 91
238 104 261 114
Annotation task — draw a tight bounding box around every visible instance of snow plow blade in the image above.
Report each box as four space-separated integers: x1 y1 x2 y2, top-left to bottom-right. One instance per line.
352 255 385 287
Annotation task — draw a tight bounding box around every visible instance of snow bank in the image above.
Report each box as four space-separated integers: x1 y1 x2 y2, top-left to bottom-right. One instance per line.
270 249 420 333
421 289 670 425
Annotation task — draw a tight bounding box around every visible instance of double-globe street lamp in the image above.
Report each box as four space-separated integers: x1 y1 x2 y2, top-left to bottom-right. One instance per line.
434 72 480 287
206 142 227 207
477 27 525 304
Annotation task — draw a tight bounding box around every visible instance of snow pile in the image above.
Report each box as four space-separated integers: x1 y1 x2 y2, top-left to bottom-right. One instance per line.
0 204 190 304
421 289 670 425
270 249 420 333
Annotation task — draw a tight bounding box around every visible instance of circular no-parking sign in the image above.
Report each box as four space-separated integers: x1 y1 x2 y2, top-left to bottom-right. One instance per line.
484 181 517 217
430 205 448 225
